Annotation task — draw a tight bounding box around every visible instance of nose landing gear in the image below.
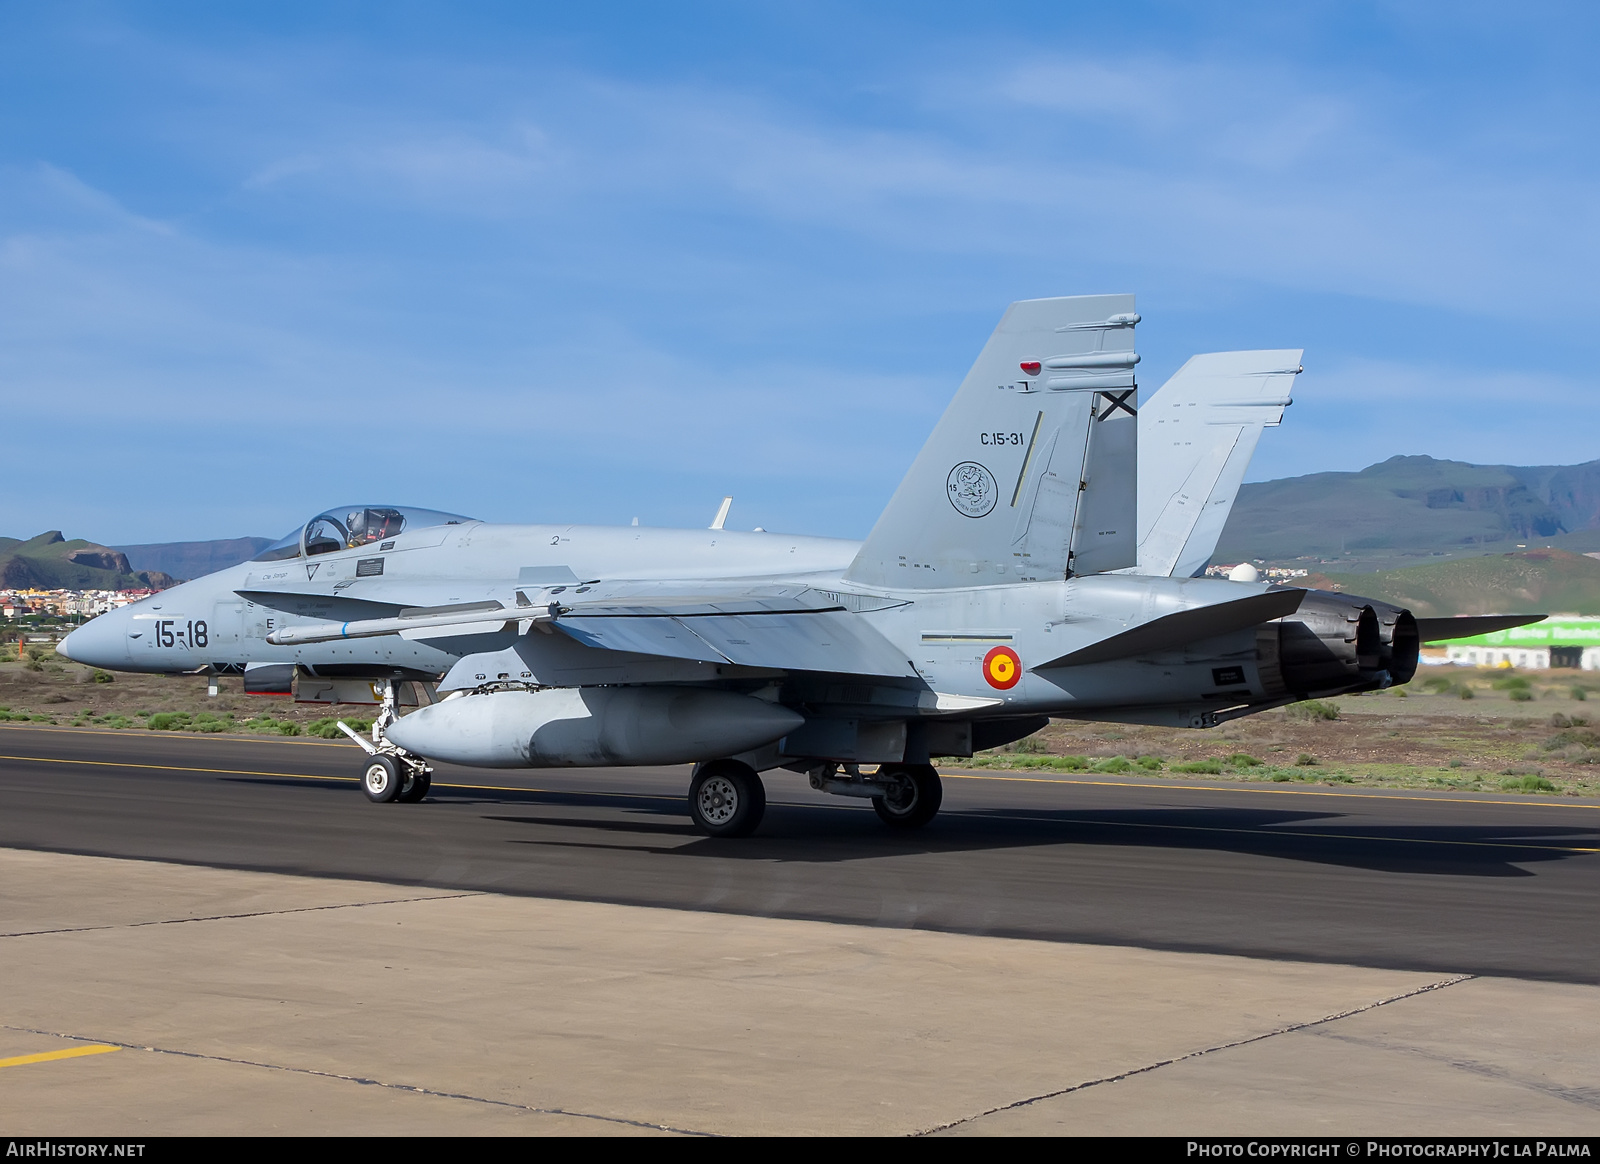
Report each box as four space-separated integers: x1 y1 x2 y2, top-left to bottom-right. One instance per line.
343 679 433 804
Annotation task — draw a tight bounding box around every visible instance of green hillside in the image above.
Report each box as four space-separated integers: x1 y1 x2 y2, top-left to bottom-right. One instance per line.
0 532 175 590
1216 455 1600 572
1312 549 1600 617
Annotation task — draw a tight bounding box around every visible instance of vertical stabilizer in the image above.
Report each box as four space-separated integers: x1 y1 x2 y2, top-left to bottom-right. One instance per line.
1134 350 1302 578
846 295 1139 589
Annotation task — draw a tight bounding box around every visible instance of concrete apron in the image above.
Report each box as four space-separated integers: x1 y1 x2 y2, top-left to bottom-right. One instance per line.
0 848 1595 1136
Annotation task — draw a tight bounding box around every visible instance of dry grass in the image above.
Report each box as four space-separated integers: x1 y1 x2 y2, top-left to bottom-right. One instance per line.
4 656 1598 797
971 668 1600 798
0 656 371 736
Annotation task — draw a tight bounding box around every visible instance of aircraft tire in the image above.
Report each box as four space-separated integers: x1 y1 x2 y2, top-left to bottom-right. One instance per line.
872 763 942 829
361 755 404 803
688 760 766 838
397 768 431 803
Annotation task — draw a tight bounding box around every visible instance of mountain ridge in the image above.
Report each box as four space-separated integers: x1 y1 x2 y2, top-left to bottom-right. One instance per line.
1215 454 1600 572
0 532 177 590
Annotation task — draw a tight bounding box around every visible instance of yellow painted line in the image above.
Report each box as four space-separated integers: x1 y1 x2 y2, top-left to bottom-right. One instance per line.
0 1045 119 1069
0 723 351 748
0 753 351 781
944 770 1600 812
0 753 691 803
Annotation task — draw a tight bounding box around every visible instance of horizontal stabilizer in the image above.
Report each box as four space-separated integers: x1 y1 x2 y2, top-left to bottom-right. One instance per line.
1038 588 1307 669
1414 614 1547 643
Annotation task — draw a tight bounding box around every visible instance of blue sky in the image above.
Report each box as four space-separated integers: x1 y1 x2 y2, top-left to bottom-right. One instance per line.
4 2 1598 543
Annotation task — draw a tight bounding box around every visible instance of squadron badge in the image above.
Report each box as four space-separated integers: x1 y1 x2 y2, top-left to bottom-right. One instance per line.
946 461 998 518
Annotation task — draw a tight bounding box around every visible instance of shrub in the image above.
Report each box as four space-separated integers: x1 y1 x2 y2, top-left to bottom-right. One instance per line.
1448 758 1464 769
1286 700 1340 721
1296 753 1318 766
91 669 113 684
1572 686 1588 702
1501 773 1557 793
305 717 374 739
1172 759 1223 774
245 716 302 736
146 712 191 731
101 715 133 729
1545 729 1600 751
1090 756 1133 774
1492 675 1531 692
1458 686 1475 700
1135 755 1162 771
1227 753 1262 768
1013 735 1048 754
1509 689 1534 702
1422 677 1454 694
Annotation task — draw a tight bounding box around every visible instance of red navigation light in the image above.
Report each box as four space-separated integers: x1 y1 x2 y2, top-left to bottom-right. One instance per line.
1020 361 1041 376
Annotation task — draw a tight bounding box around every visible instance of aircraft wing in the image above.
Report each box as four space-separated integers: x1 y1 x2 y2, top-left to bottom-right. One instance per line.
1134 351 1303 578
554 595 918 677
264 582 920 677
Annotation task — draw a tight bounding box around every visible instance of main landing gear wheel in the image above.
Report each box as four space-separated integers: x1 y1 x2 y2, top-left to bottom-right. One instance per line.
872 763 943 829
397 768 432 803
688 760 766 838
361 755 403 803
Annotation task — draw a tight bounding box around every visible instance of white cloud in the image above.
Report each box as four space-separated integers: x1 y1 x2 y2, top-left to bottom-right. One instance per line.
5 18 1600 539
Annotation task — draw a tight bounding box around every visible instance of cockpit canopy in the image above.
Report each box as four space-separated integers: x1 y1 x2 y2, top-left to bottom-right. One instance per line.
252 505 476 562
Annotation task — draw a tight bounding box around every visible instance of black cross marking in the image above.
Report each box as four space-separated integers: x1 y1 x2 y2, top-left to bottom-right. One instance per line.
1097 389 1137 420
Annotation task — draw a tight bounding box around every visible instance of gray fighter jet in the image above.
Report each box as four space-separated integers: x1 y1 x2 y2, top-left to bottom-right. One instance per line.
60 295 1538 835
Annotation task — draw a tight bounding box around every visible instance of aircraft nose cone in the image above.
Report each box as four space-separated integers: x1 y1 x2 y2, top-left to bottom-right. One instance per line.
58 613 130 668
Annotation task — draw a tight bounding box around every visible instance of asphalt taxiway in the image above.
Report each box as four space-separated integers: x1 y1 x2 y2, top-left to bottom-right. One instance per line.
3 723 1599 1134
1 723 1597 982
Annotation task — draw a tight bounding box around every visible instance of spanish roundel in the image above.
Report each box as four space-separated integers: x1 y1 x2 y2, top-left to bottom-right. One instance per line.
982 645 1022 690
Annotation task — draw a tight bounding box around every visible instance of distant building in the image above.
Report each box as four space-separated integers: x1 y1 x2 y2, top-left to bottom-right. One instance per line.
1440 617 1600 670
1203 564 1309 580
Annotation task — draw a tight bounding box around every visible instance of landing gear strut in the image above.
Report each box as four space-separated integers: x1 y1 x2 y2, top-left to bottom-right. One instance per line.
808 762 943 829
342 679 433 804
